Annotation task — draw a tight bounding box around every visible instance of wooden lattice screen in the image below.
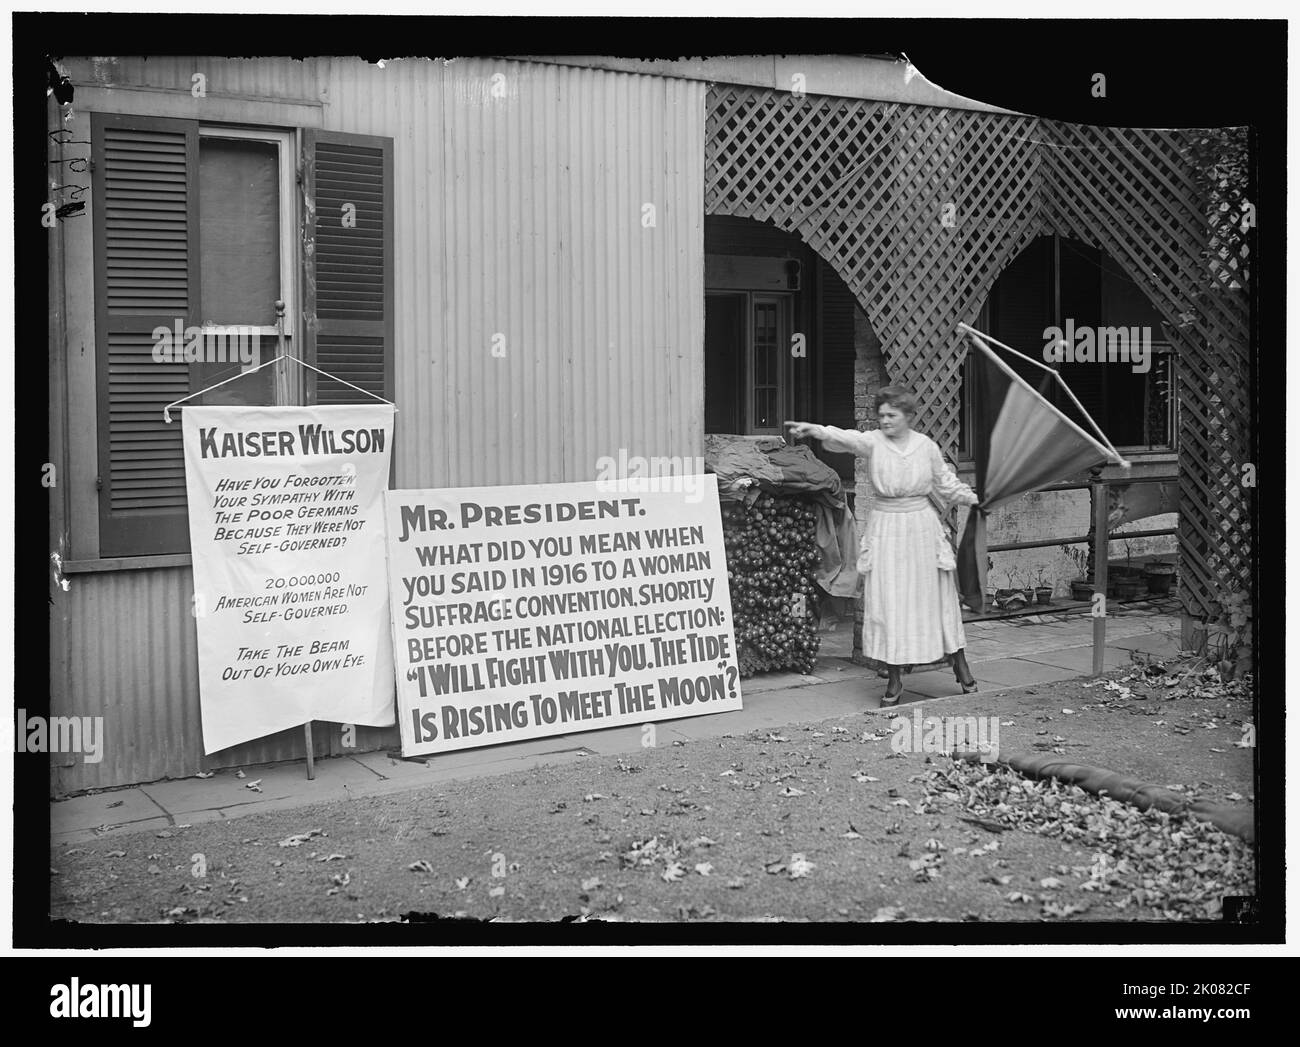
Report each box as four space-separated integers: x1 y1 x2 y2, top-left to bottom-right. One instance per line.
704 84 1252 621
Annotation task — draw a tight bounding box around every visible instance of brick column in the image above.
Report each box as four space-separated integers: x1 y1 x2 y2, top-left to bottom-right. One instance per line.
852 305 888 664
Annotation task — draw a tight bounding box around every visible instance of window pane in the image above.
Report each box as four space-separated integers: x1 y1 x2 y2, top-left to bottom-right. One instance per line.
199 137 279 326
752 301 779 429
195 333 276 407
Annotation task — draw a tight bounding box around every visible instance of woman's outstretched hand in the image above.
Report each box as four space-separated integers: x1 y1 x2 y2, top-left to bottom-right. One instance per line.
784 421 819 440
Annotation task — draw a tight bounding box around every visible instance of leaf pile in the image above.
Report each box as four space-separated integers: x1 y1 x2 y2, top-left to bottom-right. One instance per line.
924 759 1254 919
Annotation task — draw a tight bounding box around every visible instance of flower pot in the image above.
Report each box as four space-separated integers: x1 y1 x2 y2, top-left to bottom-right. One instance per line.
1034 586 1053 605
1144 561 1176 595
993 588 1029 611
1113 577 1145 600
1069 579 1094 601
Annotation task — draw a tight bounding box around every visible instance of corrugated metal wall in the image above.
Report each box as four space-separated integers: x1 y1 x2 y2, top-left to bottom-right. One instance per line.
51 57 706 793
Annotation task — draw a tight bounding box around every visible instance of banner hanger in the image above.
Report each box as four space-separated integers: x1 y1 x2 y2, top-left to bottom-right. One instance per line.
163 351 397 423
956 322 1130 470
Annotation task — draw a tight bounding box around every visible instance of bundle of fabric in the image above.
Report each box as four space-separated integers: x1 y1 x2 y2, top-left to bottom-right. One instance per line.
707 440 858 598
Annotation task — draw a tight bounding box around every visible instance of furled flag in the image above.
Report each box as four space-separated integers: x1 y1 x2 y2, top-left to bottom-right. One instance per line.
955 324 1128 613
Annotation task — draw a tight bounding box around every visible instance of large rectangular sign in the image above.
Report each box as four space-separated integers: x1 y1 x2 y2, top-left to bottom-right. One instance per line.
182 404 396 753
384 478 742 755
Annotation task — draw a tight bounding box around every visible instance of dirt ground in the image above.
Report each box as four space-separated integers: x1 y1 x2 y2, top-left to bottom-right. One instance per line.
50 661 1255 925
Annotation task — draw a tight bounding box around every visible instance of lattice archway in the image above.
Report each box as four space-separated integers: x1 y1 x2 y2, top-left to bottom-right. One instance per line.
704 84 1252 620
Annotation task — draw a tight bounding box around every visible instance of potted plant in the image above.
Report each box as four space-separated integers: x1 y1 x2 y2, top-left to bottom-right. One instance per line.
993 567 1030 610
1061 544 1093 601
1032 566 1054 605
1143 558 1177 595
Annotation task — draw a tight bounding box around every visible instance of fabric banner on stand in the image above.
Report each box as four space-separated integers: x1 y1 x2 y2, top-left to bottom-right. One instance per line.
955 328 1120 613
182 404 396 753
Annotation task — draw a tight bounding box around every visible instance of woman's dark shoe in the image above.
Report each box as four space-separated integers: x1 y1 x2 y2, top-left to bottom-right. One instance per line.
881 670 904 707
952 649 977 693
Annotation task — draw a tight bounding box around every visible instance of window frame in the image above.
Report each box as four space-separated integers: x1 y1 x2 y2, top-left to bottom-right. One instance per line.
959 239 1179 463
83 115 393 566
197 124 297 343
747 292 791 435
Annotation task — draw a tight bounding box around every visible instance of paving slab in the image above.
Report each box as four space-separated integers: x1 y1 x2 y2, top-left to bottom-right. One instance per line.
739 671 817 694
1105 630 1182 657
1019 643 1134 673
969 657 1081 687
807 657 878 681
348 749 441 781
54 816 174 845
51 787 165 835
139 753 383 819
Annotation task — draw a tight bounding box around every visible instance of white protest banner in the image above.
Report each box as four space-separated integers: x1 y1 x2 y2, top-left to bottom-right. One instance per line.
385 477 742 756
182 404 396 753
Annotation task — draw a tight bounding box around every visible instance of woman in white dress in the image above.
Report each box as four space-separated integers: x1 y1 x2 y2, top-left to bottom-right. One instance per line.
786 387 980 706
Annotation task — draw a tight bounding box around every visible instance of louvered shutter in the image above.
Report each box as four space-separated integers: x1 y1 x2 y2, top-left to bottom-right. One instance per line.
92 114 199 556
302 131 394 406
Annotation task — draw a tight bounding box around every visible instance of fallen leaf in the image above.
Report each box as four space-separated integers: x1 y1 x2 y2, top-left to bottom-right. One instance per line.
661 861 685 883
694 862 714 876
245 779 263 793
408 860 434 873
456 877 470 890
195 771 215 779
278 829 324 848
580 877 602 892
778 786 805 797
489 885 505 898
852 772 879 783
788 853 815 879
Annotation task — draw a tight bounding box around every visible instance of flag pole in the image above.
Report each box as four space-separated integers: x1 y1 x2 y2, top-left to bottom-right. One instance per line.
956 323 1130 469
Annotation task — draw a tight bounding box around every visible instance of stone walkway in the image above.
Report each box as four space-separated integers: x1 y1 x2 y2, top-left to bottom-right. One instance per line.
50 603 1182 844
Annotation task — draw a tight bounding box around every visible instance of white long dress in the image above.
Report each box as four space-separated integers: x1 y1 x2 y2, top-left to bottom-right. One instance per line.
816 425 977 669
